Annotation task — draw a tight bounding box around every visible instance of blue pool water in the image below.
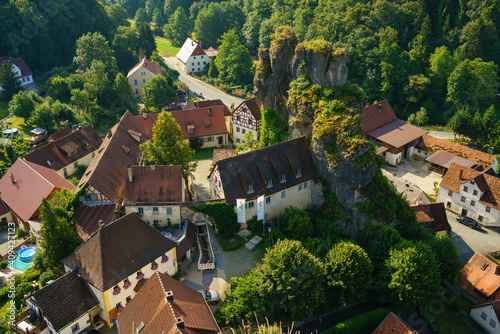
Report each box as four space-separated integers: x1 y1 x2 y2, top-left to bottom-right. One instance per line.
12 257 33 271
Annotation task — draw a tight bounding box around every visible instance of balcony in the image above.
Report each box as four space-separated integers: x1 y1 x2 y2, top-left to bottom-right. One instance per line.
10 309 47 334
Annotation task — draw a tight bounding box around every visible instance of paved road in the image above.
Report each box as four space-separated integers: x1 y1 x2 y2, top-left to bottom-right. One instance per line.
162 56 244 108
426 130 455 139
446 210 500 264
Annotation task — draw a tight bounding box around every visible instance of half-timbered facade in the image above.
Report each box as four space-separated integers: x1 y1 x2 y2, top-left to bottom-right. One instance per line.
232 98 262 145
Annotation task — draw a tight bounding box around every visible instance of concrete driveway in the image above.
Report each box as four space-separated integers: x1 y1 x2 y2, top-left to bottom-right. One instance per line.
191 159 213 201
382 158 443 195
446 210 500 264
162 56 244 108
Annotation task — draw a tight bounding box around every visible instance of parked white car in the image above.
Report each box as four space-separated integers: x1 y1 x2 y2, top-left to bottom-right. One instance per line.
198 289 220 305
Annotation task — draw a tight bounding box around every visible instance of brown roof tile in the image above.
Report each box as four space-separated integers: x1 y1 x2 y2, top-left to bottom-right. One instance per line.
75 204 115 241
412 202 450 233
0 159 75 221
212 149 235 167
367 119 427 149
417 134 497 169
235 97 262 120
461 252 500 301
212 137 318 205
24 125 102 172
176 222 195 259
425 150 476 169
116 271 220 334
62 213 176 291
191 99 231 117
361 100 398 134
127 58 162 78
124 165 184 205
77 111 147 203
440 162 500 210
372 312 419 334
28 270 99 332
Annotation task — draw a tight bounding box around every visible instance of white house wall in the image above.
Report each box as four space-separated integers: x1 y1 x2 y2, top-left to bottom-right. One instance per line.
385 151 403 165
124 205 182 226
186 55 210 73
470 305 500 334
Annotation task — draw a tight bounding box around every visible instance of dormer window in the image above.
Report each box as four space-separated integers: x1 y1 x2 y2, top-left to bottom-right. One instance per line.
296 168 302 178
280 174 286 183
208 108 212 116
187 125 195 135
247 184 254 194
68 148 78 157
267 179 273 188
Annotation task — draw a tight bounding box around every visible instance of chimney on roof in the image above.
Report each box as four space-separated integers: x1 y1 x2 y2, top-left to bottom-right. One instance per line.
165 290 174 302
143 112 147 120
98 220 104 229
113 209 120 220
208 108 212 116
458 169 463 181
127 163 133 182
116 114 121 123
150 161 156 170
175 317 185 331
10 173 15 184
377 104 382 112
107 129 112 138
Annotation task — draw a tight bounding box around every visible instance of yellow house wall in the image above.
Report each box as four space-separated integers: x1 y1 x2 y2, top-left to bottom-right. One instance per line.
56 152 96 178
128 69 155 96
198 133 228 148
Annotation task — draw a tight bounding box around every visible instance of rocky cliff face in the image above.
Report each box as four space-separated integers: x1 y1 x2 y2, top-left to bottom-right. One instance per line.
254 26 377 235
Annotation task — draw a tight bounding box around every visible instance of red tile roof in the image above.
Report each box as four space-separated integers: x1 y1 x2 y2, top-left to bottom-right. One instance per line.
440 162 500 210
461 252 500 301
77 111 147 203
417 134 497 169
136 108 228 141
24 125 102 172
124 165 184 205
189 99 231 117
0 55 32 78
127 58 163 78
412 202 450 234
0 159 75 222
74 204 115 241
116 271 220 334
0 198 9 216
62 213 177 291
372 312 419 334
361 99 398 134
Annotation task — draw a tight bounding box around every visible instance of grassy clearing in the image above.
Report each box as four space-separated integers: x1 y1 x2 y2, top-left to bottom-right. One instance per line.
155 37 181 57
192 147 214 160
7 116 35 138
432 304 474 333
0 101 9 119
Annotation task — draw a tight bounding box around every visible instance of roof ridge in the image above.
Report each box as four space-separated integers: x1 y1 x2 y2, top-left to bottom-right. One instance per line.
21 159 57 188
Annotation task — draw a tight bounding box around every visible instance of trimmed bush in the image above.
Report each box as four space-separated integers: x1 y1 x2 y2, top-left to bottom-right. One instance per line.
0 261 7 269
39 270 58 287
324 308 393 334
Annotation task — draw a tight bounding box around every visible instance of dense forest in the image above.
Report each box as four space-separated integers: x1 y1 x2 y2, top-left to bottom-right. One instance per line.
1 0 499 127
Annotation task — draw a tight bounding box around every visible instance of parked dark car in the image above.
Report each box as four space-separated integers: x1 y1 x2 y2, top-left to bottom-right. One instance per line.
456 216 480 229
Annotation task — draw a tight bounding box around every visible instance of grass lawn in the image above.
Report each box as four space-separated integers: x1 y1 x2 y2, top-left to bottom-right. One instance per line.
192 147 214 160
432 305 474 333
0 101 9 119
155 37 181 57
7 116 35 138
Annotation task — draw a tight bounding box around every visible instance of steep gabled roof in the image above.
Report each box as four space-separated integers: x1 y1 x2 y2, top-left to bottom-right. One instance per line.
62 213 177 291
0 159 75 221
471 298 500 321
440 162 500 210
372 312 419 334
116 271 220 334
189 99 231 117
124 165 184 205
0 55 32 78
28 270 99 332
23 125 102 171
127 58 163 78
417 134 497 170
213 137 318 205
460 252 500 301
77 111 147 203
366 119 427 148
235 97 262 120
412 202 450 234
212 149 236 168
75 204 115 242
361 100 398 134
177 38 207 64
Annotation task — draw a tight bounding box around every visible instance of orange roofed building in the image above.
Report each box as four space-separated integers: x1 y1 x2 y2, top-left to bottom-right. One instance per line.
460 252 500 302
0 159 75 233
372 312 420 334
116 271 220 334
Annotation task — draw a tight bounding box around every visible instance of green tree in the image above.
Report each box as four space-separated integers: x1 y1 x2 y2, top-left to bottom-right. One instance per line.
82 60 110 104
137 23 157 58
73 32 118 77
134 8 149 26
29 102 56 131
428 235 461 285
141 75 175 110
39 199 79 270
404 74 430 107
188 202 238 238
235 131 261 153
428 46 456 97
325 241 373 305
367 226 402 270
0 61 23 102
215 29 253 85
207 59 218 78
406 107 428 126
140 110 196 178
163 7 190 46
259 108 289 147
380 240 441 310
71 89 102 126
255 239 324 319
112 25 140 72
189 136 204 150
447 108 472 141
8 91 36 123
47 75 70 100
483 105 498 144
274 206 313 242
106 4 130 27
113 73 137 111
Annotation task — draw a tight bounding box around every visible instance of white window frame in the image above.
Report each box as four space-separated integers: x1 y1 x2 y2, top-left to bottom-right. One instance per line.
153 207 159 215
166 207 172 215
281 191 286 199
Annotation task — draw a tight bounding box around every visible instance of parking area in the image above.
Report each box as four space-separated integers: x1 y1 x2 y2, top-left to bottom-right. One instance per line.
382 157 443 196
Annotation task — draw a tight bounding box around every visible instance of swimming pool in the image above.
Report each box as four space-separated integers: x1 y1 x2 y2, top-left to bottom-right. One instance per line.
12 257 33 271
